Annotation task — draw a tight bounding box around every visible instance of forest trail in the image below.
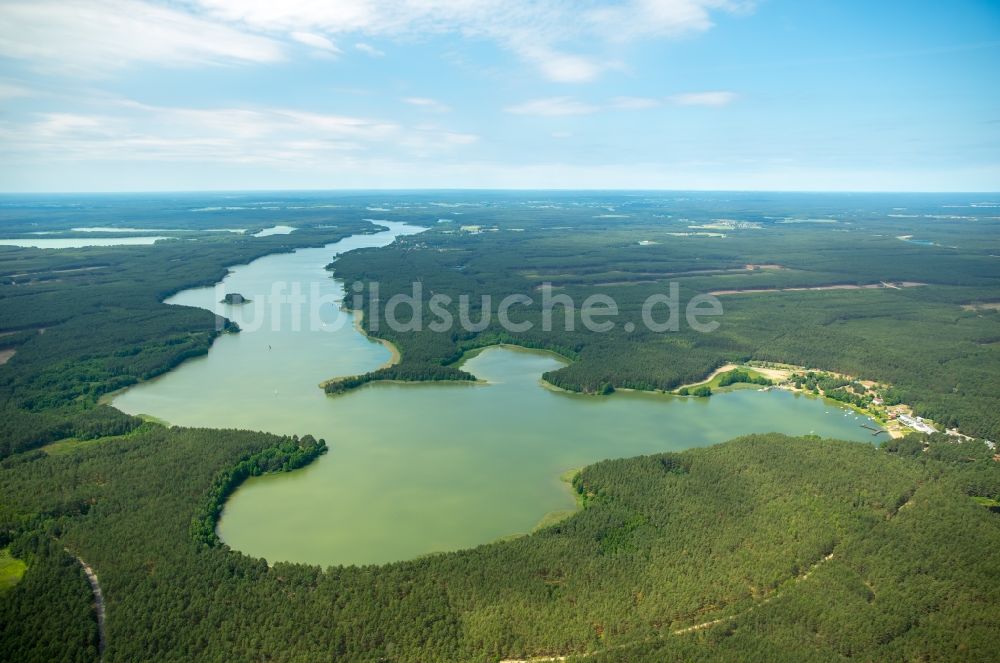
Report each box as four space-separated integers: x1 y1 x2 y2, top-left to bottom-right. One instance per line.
502 552 838 662
671 552 836 635
71 552 106 658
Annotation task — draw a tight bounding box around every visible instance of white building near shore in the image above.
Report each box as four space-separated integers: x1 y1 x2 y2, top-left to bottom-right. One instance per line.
899 414 936 434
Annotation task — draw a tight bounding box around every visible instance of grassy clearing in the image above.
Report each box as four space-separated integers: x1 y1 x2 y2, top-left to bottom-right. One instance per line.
705 367 773 391
675 366 774 394
0 548 27 592
40 422 164 456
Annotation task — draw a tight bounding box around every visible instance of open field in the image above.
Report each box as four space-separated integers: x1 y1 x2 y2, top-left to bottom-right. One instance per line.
0 548 26 593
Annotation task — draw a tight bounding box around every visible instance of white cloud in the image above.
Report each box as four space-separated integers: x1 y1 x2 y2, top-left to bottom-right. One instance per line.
403 97 451 113
0 0 284 75
505 97 600 117
0 81 34 100
583 0 727 42
0 101 478 166
290 32 341 53
190 0 748 82
399 129 479 157
508 94 685 116
355 42 385 57
442 132 479 145
669 91 739 106
0 1 748 81
514 45 605 83
611 96 661 110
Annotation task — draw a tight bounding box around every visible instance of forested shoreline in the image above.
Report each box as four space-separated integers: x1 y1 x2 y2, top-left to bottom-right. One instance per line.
1 192 998 661
2 428 998 661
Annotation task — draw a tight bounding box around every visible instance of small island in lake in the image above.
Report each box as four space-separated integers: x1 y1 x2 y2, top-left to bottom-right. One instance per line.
221 293 250 305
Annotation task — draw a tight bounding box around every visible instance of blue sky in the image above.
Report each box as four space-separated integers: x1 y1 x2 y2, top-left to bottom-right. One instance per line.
0 0 997 192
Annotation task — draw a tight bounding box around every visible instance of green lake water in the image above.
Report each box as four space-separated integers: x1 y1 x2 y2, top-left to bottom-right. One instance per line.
113 221 884 567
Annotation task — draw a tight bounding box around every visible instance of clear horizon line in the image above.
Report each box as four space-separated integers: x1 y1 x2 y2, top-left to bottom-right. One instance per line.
1 187 998 196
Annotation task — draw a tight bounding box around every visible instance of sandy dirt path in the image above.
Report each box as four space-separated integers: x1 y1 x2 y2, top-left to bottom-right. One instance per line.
71 553 106 658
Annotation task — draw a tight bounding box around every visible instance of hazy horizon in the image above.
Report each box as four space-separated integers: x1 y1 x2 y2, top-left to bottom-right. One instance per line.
1 188 999 196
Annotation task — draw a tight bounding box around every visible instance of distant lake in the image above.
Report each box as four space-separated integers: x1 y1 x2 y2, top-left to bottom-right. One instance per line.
113 221 884 567
253 225 296 237
67 226 245 234
0 237 171 248
897 235 937 246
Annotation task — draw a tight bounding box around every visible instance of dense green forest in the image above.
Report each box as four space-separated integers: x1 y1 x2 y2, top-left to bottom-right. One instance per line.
1 427 998 661
1 192 999 661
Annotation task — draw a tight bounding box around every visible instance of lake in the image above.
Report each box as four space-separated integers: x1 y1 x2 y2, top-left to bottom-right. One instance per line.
0 236 170 248
252 224 297 237
113 221 884 567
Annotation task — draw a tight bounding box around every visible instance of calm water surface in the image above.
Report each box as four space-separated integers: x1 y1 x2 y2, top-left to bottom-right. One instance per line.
114 222 883 567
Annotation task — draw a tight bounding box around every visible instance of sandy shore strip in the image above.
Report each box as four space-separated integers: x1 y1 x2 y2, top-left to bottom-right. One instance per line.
318 310 402 389
676 363 739 390
351 309 401 370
